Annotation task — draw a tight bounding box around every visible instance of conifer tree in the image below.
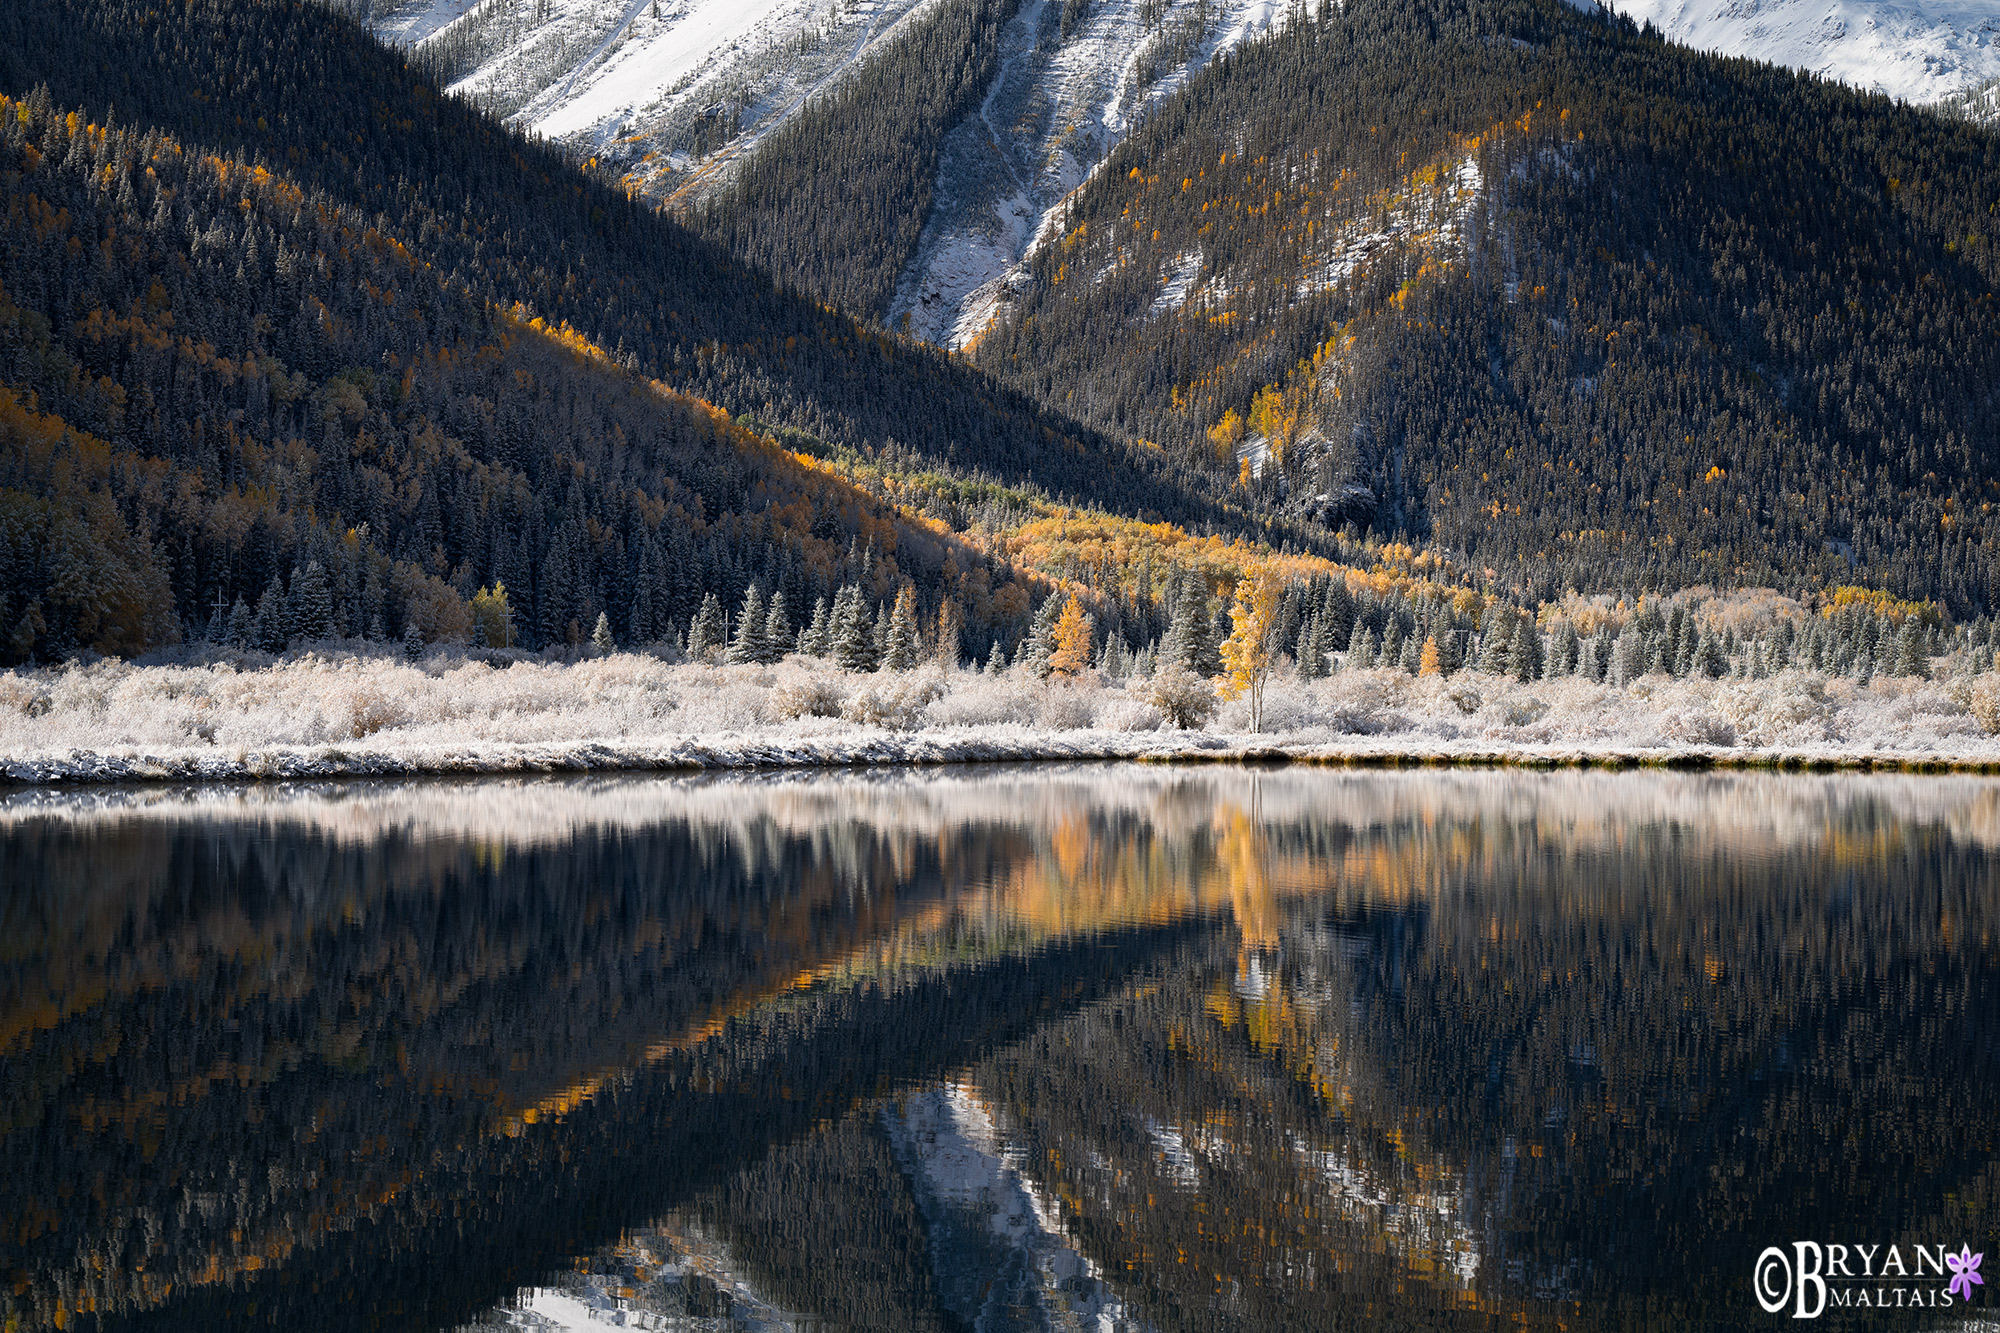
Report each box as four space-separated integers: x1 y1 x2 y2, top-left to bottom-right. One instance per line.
290 562 334 642
224 596 253 648
881 584 920 671
727 585 768 664
762 591 792 663
689 592 726 658
1893 620 1930 678
1477 609 1512 674
832 586 878 671
253 580 287 652
402 623 424 662
801 597 832 656
592 611 615 655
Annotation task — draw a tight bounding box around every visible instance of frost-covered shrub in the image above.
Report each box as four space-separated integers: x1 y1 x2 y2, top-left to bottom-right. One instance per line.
1716 672 1841 747
923 673 1041 728
1661 707 1738 747
1144 666 1216 730
840 671 946 729
769 674 846 720
325 679 410 738
1095 697 1164 732
1965 678 2000 736
1037 687 1097 731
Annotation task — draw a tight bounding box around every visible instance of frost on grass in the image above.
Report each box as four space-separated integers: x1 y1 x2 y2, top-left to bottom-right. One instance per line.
4 648 2000 783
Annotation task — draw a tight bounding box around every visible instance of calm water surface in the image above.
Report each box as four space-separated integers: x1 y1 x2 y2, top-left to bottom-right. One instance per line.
2 767 1996 1331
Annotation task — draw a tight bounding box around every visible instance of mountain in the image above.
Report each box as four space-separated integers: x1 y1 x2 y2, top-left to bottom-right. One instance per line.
1597 0 2000 106
0 0 1319 663
348 0 1293 331
967 0 2000 610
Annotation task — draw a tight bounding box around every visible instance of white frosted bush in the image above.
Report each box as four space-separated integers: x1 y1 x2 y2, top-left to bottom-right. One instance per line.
840 670 947 730
1036 686 1098 731
769 673 846 720
922 673 1043 728
1094 697 1164 732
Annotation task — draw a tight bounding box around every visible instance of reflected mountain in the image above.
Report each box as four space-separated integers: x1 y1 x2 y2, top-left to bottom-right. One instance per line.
1 770 1996 1331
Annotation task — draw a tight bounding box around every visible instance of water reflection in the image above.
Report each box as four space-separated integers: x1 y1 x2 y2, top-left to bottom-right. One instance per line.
2 768 1997 1331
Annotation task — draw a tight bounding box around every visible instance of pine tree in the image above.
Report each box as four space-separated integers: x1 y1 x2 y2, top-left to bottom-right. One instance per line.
689 592 726 658
224 596 254 648
832 585 878 671
592 611 615 654
253 579 286 652
881 583 920 671
1510 620 1542 682
1349 621 1374 669
1295 614 1323 680
1477 609 1512 673
801 597 832 656
1893 620 1930 678
290 561 334 641
761 591 793 663
402 622 425 662
1161 582 1210 675
727 585 768 664
985 638 1007 673
1552 621 1581 675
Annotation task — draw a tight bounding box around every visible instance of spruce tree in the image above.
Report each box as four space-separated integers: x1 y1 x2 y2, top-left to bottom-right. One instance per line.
253 580 286 652
688 592 726 658
402 623 425 662
881 584 920 671
727 585 768 664
832 586 878 671
592 611 615 654
290 561 334 641
762 591 793 663
801 597 832 656
224 596 254 648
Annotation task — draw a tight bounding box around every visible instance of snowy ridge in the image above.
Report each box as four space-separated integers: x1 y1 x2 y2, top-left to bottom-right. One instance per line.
1598 0 2000 104
888 0 1291 347
365 0 940 191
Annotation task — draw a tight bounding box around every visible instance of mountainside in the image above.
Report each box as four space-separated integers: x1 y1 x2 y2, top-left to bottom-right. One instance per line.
971 0 2000 610
0 0 1320 663
1599 0 2000 106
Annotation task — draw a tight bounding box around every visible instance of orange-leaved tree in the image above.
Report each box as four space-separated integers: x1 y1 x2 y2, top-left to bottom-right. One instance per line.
1049 594 1096 680
1218 573 1284 732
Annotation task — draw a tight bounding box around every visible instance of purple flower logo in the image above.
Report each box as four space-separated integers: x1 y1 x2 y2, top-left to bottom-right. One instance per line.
1947 1246 1984 1302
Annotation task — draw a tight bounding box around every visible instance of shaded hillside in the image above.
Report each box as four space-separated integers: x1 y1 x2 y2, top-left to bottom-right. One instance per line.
0 0 1304 660
691 0 1021 321
973 0 2000 610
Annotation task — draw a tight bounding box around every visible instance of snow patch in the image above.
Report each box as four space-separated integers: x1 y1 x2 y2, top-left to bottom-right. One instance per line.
1600 0 2000 104
891 0 1292 346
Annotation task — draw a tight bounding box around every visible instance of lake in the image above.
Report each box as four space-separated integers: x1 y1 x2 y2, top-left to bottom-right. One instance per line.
2 766 1995 1331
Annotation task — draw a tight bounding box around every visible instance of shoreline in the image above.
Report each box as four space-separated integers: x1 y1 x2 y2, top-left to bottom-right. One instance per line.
7 731 1999 788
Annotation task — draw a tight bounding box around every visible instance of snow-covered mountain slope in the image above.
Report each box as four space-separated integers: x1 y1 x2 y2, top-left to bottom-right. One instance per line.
887 0 1291 346
361 0 942 193
1598 0 2000 105
356 0 1287 341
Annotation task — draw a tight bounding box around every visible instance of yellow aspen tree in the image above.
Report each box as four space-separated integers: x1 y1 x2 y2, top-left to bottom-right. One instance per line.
1418 635 1441 676
1219 573 1283 731
1048 594 1095 680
